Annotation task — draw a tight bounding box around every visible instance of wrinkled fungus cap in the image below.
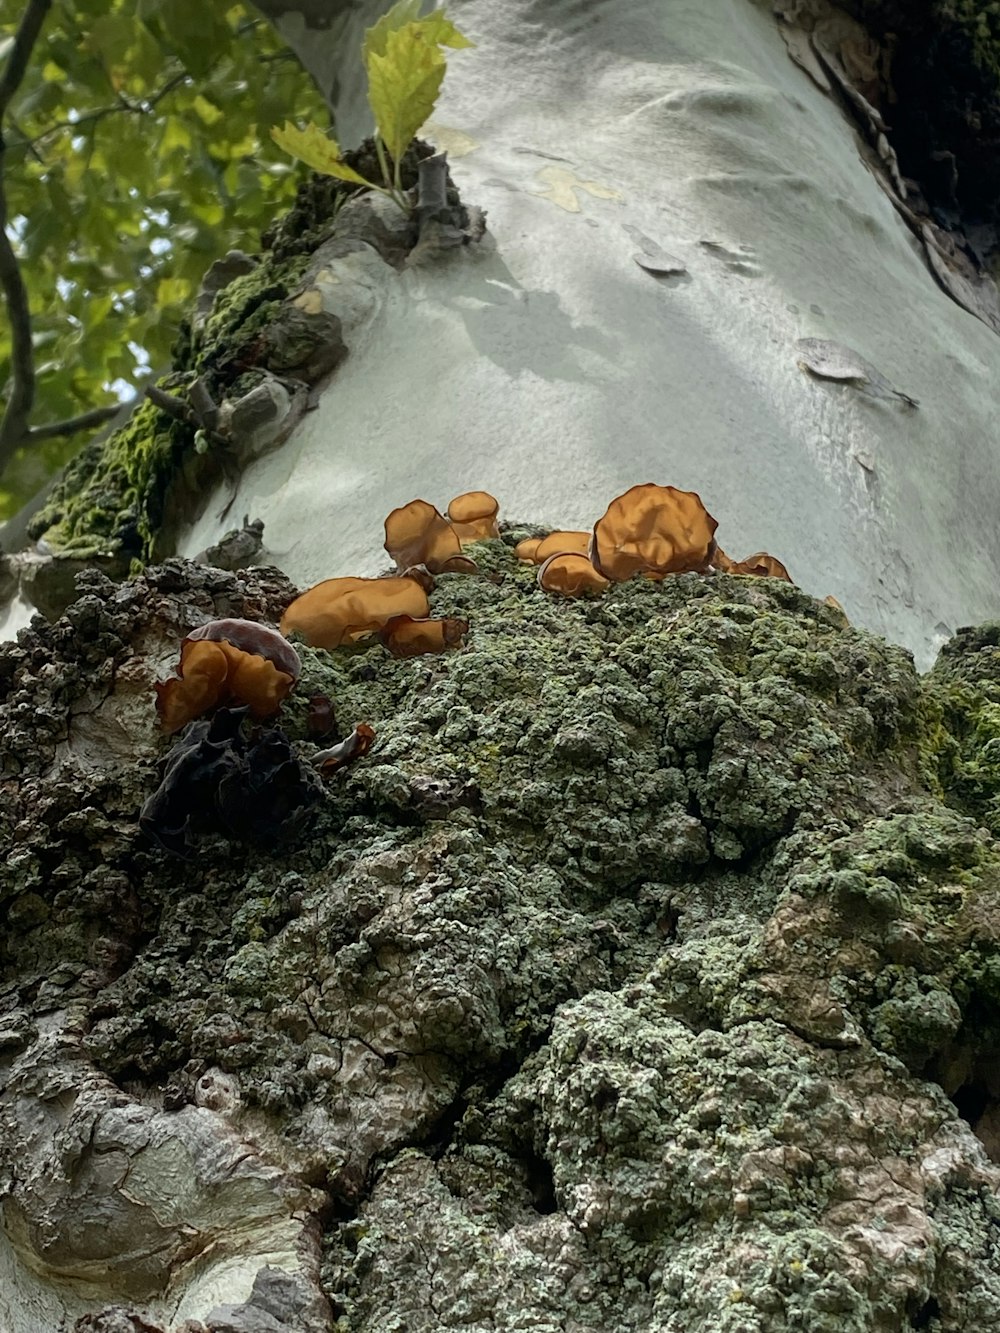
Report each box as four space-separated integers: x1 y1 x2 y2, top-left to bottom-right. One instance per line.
537 552 610 597
446 491 501 542
591 483 718 581
378 614 469 657
155 618 300 734
279 576 431 649
384 499 476 574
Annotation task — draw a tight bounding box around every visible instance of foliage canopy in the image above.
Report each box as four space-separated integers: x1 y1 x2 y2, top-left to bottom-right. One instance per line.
0 0 325 518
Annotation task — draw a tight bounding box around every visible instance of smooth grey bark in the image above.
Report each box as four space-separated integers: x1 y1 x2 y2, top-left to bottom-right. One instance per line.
182 0 1000 673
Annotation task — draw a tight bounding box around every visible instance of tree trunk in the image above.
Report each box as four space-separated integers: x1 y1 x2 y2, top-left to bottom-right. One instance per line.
193 0 1000 670
3 3 1000 1331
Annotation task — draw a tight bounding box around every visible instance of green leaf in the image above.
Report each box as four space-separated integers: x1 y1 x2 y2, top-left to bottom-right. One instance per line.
362 0 424 65
270 121 374 186
411 9 475 50
363 1 474 67
367 27 445 167
155 276 192 306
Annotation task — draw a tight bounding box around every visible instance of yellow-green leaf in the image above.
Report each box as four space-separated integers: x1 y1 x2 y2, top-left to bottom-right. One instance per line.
412 10 474 50
362 0 423 65
192 94 224 126
156 276 192 306
363 1 474 67
270 121 374 186
367 28 445 166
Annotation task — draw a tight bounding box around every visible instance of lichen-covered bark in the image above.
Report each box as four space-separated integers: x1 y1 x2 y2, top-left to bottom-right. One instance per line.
2 542 999 1330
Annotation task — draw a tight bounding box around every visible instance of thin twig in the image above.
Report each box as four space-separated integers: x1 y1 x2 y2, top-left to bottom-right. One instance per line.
144 383 194 426
24 403 124 442
25 68 190 150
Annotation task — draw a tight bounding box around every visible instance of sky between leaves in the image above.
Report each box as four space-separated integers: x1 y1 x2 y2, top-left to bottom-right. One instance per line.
0 0 326 518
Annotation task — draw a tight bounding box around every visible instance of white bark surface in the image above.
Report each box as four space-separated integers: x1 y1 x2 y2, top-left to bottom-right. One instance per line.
181 0 1000 669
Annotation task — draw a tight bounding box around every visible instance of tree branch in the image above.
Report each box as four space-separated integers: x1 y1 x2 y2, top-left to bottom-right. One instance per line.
0 0 122 475
0 0 54 473
0 0 51 124
0 198 35 465
24 404 124 443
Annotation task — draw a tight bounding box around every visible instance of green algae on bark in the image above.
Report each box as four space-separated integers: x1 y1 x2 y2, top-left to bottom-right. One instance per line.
923 622 1000 836
26 397 183 567
2 548 1000 1330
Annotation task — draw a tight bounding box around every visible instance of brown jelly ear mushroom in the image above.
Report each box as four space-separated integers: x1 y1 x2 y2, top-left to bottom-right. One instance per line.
378 615 469 657
280 576 431 650
537 552 610 597
311 723 376 775
384 499 465 574
713 550 793 581
519 531 593 564
154 620 300 734
591 483 718 581
186 618 301 681
155 640 230 734
446 491 501 542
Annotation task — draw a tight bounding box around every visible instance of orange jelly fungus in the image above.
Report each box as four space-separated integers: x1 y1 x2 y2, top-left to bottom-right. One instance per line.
713 549 793 581
537 552 610 597
155 618 300 734
279 576 431 650
516 531 592 564
591 483 718 581
384 499 467 573
446 491 501 542
378 614 469 657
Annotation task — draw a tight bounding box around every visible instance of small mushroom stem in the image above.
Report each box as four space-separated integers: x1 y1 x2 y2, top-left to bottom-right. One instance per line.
415 151 450 230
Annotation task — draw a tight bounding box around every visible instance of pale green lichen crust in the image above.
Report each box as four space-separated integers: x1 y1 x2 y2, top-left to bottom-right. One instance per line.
2 546 1000 1330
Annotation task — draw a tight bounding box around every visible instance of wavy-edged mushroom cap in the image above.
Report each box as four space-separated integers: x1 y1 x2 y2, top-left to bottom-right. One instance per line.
713 549 792 581
447 491 500 542
537 552 610 597
378 614 469 657
384 499 468 574
155 619 300 734
591 483 718 581
186 618 301 681
280 575 431 649
155 640 230 734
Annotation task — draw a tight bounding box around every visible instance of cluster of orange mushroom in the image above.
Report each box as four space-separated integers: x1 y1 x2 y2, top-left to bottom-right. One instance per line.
278 490 500 651
155 484 792 736
515 483 790 592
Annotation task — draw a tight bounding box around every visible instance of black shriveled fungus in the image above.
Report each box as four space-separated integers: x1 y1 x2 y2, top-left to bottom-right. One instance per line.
139 707 322 858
